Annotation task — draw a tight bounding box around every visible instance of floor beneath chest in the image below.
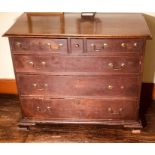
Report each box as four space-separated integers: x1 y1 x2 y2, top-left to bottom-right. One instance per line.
0 94 155 143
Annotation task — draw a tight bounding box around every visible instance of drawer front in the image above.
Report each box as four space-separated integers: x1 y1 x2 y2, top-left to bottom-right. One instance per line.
13 55 141 74
21 98 138 120
10 38 67 53
17 75 140 98
70 39 83 53
87 39 144 54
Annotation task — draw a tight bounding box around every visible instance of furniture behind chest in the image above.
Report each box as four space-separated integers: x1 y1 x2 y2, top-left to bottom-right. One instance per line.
4 12 151 130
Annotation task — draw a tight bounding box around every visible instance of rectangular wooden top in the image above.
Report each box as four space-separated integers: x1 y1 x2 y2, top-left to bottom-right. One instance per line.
3 12 151 39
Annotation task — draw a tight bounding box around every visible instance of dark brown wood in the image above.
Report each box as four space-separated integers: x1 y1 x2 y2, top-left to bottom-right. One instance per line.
20 97 139 121
17 74 140 98
10 38 145 56
26 12 65 34
86 39 145 53
3 13 151 39
3 12 151 130
70 39 84 53
13 54 142 74
1 80 155 100
0 94 155 142
9 38 68 53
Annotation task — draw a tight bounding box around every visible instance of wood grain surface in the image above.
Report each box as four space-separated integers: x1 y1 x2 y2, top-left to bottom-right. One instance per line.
3 13 151 129
0 94 155 142
4 13 151 38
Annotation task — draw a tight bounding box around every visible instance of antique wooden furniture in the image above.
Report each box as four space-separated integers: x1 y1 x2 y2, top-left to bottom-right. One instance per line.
4 13 151 131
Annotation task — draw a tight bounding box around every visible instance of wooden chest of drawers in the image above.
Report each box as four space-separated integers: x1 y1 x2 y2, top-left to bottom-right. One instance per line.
4 13 151 130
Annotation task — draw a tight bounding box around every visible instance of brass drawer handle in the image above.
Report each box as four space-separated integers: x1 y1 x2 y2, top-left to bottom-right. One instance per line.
47 43 52 49
108 85 113 90
91 44 101 52
28 61 34 67
121 42 126 47
28 61 46 68
32 83 48 89
32 83 44 91
121 63 125 67
36 106 41 112
44 83 48 87
90 43 108 52
103 43 108 47
108 62 113 68
32 83 37 87
47 106 51 109
108 107 123 115
16 42 22 48
46 106 51 112
36 106 52 112
90 43 108 47
41 61 46 66
58 43 63 47
47 42 63 50
121 42 138 48
108 62 125 70
108 85 124 90
29 61 46 70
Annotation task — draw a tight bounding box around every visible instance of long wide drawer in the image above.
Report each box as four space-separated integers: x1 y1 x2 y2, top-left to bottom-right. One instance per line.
20 97 138 120
17 75 140 98
13 55 141 74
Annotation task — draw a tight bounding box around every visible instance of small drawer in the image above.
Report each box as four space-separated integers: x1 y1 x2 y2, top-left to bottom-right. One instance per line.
13 55 141 74
21 97 138 121
70 39 83 54
9 38 67 53
87 39 144 54
17 75 140 98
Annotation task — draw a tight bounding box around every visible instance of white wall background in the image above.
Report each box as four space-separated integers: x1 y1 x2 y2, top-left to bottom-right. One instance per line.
0 13 22 79
1 0 155 12
0 0 155 82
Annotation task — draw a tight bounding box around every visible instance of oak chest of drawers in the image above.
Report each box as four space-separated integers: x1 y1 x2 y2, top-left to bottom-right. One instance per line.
4 12 151 130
